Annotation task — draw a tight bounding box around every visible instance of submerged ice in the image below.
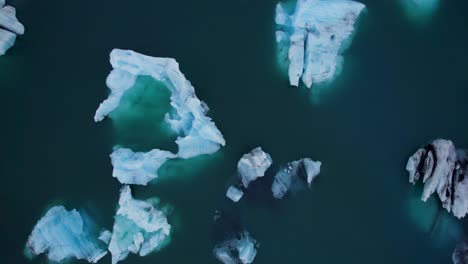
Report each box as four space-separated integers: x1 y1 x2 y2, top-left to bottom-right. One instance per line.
108 186 171 264
94 49 225 158
110 147 177 185
275 0 365 88
214 232 258 264
272 158 321 199
400 0 439 24
25 206 107 263
406 139 468 218
0 1 24 55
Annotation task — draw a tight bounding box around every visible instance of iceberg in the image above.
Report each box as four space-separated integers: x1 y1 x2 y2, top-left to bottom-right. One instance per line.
0 1 24 55
275 0 365 88
272 158 321 199
238 147 273 188
214 232 258 264
110 147 177 185
406 139 468 218
0 28 15 55
25 206 108 263
108 186 171 264
226 185 244 202
94 49 225 159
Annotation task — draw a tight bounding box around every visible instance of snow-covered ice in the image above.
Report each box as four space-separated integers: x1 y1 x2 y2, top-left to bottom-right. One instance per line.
214 232 258 264
407 139 468 218
108 186 171 264
275 0 365 88
226 186 244 202
25 206 108 263
110 147 177 185
272 158 321 199
237 147 273 188
94 49 225 159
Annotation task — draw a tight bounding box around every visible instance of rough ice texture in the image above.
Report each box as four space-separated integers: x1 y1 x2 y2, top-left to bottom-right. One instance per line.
110 147 177 185
406 139 468 218
226 186 244 202
214 232 258 264
238 147 273 188
109 186 171 264
94 49 225 159
272 158 321 199
25 206 107 263
453 241 468 264
0 2 24 56
0 28 15 55
275 0 365 88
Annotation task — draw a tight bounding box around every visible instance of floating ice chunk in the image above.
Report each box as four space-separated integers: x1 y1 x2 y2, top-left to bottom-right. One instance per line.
25 206 107 263
226 186 244 202
0 5 25 35
453 241 468 264
407 139 468 218
272 158 321 199
0 28 15 55
95 49 225 158
98 230 112 245
0 2 24 56
110 147 177 185
238 147 273 188
275 0 365 88
109 186 171 264
214 232 258 264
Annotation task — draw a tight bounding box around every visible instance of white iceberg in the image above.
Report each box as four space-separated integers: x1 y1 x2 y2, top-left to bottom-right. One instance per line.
272 158 321 199
226 186 244 202
25 206 108 263
110 147 177 185
108 186 171 264
0 2 24 56
238 147 273 188
214 232 258 264
407 139 468 218
275 0 365 88
94 49 225 159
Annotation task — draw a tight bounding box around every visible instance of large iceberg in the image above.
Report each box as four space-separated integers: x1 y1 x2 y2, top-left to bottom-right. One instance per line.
272 158 321 199
110 147 177 185
275 0 365 88
213 232 258 264
238 147 273 188
0 1 24 55
406 139 468 218
94 49 225 159
108 186 171 264
25 206 108 263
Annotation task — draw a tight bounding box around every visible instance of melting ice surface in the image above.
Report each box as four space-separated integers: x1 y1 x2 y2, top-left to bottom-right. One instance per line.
275 0 365 88
25 206 107 263
272 158 321 199
108 186 171 264
95 49 225 185
0 1 25 55
214 232 258 264
110 147 177 185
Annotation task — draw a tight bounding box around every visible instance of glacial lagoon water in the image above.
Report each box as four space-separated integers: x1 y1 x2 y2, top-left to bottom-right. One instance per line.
2 0 468 263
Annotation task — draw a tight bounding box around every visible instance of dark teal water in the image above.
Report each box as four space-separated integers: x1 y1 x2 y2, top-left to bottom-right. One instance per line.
2 0 468 263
